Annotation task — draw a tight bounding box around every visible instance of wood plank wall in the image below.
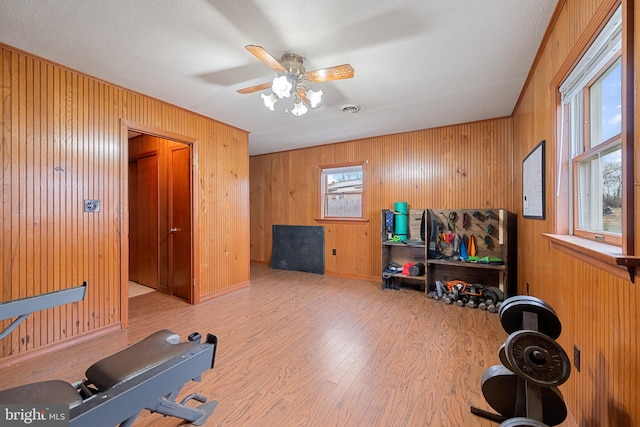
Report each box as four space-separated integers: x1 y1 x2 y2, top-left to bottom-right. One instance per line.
250 118 514 280
0 45 250 361
512 0 638 425
251 1 640 424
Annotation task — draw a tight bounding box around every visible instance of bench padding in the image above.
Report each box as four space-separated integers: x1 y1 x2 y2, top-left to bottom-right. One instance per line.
0 379 82 407
85 329 198 391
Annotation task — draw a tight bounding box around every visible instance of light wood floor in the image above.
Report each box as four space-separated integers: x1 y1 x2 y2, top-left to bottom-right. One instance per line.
0 264 521 426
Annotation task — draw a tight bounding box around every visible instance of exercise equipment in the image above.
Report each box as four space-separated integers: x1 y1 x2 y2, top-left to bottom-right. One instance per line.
480 365 567 426
499 296 562 340
500 417 550 427
0 329 219 427
472 295 570 426
408 262 425 276
385 210 394 240
503 330 570 388
393 201 408 241
0 282 87 340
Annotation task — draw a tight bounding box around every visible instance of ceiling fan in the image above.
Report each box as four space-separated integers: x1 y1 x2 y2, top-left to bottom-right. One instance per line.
237 45 354 116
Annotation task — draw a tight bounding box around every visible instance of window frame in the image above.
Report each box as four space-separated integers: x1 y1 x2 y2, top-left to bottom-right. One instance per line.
572 53 622 245
316 162 368 223
572 134 622 245
545 0 639 281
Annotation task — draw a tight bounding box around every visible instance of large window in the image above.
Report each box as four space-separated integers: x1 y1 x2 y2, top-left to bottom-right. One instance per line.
319 164 364 220
559 5 623 246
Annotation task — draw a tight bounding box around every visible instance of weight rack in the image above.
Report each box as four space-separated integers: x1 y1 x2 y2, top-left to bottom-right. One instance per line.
471 296 571 427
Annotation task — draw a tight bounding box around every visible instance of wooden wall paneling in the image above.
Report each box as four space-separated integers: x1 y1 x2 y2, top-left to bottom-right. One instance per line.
1 44 250 362
511 0 639 425
249 153 267 263
6 51 19 348
195 120 212 292
28 57 40 350
567 0 606 44
60 68 69 341
249 118 514 281
86 72 98 334
1 51 8 329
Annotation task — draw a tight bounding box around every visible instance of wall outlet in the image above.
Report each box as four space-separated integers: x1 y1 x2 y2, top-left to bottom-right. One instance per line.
574 344 581 373
84 199 100 212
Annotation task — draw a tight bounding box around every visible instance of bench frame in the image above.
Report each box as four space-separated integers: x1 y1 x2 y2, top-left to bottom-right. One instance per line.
70 333 218 427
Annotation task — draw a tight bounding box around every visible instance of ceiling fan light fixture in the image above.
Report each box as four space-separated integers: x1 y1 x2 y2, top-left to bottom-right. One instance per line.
291 98 308 116
272 75 292 98
261 92 278 111
306 89 323 108
239 46 355 117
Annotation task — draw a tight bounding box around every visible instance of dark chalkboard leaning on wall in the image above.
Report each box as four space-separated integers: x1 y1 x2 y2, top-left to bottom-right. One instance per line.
271 225 325 274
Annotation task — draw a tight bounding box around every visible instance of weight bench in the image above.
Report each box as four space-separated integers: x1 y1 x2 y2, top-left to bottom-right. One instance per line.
0 329 219 427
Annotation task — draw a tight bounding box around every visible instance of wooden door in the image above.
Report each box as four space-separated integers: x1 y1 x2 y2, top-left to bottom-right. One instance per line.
169 146 192 301
129 153 160 289
128 161 139 283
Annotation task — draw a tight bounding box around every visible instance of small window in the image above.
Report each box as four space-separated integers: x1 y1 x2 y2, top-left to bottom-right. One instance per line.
319 164 364 220
559 5 623 246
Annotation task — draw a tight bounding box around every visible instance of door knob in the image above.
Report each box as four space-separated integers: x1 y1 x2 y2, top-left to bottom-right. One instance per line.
170 227 181 233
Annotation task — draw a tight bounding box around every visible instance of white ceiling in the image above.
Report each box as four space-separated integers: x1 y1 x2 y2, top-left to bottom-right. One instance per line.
0 0 557 155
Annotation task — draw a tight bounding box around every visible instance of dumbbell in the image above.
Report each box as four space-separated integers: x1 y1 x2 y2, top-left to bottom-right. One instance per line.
482 287 504 313
442 293 454 305
486 299 496 313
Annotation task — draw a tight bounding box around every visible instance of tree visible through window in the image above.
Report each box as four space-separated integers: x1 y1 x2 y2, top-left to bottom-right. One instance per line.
319 164 364 219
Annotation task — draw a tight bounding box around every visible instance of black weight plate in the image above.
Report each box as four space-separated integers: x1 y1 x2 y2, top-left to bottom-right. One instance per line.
504 330 571 387
499 342 515 372
500 297 562 339
482 365 519 417
499 296 554 319
481 364 567 426
500 417 548 427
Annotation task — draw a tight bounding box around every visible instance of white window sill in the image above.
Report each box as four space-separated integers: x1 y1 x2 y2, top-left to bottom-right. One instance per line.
543 234 640 282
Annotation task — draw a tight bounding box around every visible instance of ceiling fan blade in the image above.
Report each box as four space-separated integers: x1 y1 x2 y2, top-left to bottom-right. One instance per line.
306 64 354 82
237 82 272 94
245 45 286 73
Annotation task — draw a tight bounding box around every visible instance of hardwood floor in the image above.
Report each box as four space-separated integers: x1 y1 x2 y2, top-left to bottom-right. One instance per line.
0 265 545 426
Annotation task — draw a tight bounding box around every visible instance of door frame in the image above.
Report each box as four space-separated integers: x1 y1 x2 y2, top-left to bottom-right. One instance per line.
119 119 200 328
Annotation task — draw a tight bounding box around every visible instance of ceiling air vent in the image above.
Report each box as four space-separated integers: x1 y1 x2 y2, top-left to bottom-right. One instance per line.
340 104 361 113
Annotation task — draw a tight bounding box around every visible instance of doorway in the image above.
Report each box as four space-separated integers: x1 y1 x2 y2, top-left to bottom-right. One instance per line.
128 135 193 301
120 120 199 328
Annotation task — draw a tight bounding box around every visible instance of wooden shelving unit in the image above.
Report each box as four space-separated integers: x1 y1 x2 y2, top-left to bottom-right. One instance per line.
381 209 427 290
381 208 515 296
425 208 516 298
